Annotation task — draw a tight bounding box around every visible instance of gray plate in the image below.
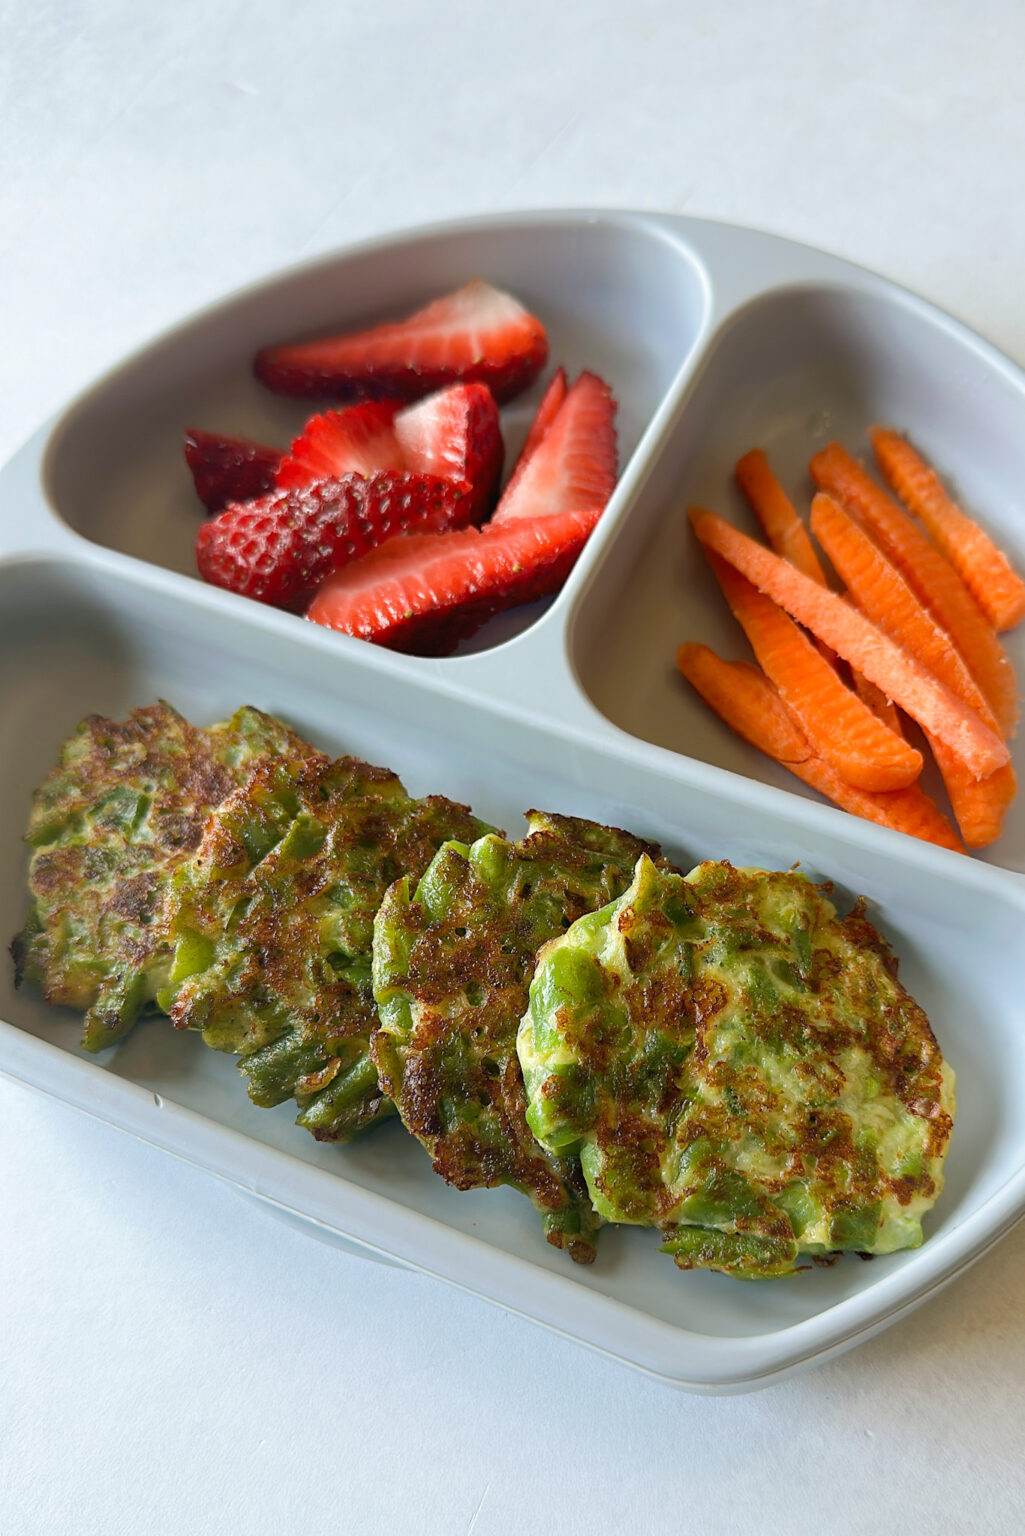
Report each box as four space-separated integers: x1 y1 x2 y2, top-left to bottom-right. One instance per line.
2 210 1024 1392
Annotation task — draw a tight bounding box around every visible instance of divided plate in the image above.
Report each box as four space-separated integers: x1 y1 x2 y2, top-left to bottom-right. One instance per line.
3 210 1025 1394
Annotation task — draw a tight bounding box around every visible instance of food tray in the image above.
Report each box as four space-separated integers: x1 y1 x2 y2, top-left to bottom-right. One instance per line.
3 210 1025 1394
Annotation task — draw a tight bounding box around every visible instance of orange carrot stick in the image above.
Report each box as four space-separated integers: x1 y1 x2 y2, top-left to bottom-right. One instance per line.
852 672 903 738
810 442 1018 735
809 493 999 731
735 447 836 667
733 448 922 735
678 645 812 764
705 549 923 791
927 738 1016 849
735 449 828 583
689 508 1009 778
809 491 1016 845
676 643 964 851
872 428 1025 632
734 450 899 718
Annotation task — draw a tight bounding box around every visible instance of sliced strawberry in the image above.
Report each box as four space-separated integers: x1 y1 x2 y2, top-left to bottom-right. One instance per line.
196 471 471 613
255 279 548 404
307 507 601 656
497 366 569 511
519 367 568 464
393 383 503 524
184 429 282 514
492 370 618 525
275 402 403 490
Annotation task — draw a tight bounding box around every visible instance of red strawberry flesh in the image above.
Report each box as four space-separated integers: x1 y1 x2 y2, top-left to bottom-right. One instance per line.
255 279 548 404
496 366 569 513
519 366 568 465
492 370 617 525
275 402 402 490
394 382 503 524
306 506 601 655
184 429 282 514
196 471 471 613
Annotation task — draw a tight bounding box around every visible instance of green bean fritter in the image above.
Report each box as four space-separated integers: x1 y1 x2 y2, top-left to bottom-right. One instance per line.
371 813 676 1262
13 702 319 1052
518 857 955 1278
158 751 491 1141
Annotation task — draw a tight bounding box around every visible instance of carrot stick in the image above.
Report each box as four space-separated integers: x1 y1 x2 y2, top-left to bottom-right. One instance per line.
926 738 1016 849
705 549 923 791
810 442 1018 736
852 672 903 738
734 447 910 722
735 447 836 667
809 491 1016 845
689 508 1009 778
735 449 828 583
809 493 999 732
676 643 965 852
678 644 811 763
872 428 1025 632
733 451 901 716
814 492 1016 843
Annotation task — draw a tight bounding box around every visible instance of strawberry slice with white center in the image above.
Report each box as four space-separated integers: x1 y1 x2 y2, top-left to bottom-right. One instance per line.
393 383 503 524
495 366 569 512
275 402 403 490
255 279 548 404
307 506 601 656
492 370 618 525
518 366 568 466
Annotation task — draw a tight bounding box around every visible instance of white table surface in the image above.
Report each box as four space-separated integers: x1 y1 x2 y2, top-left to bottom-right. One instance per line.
3 4 1024 1532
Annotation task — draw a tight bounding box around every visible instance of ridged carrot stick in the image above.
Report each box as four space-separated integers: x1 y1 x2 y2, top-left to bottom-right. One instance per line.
705 549 923 791
927 738 1017 849
735 450 902 731
852 672 903 738
734 447 837 667
810 492 1016 846
735 449 828 582
678 645 812 764
809 442 1018 735
690 508 1010 778
676 643 965 851
872 428 1025 632
809 493 999 731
